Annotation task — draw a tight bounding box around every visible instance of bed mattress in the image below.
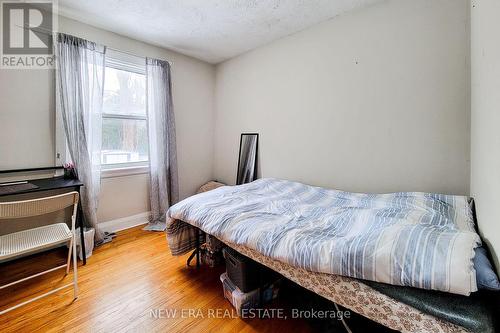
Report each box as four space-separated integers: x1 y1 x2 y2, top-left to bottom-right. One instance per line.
167 178 480 295
167 180 497 332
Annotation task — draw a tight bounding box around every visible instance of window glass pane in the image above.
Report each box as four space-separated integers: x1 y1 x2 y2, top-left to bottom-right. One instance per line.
102 118 148 165
103 66 146 116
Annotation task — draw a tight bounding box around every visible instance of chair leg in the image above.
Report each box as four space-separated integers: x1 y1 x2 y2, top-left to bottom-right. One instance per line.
72 234 78 299
66 238 73 275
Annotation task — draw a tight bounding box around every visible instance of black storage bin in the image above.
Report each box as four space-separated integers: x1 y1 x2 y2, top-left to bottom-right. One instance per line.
223 247 270 293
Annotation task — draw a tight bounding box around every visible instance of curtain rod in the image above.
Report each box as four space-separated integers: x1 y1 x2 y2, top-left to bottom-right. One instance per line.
20 24 173 66
106 46 173 66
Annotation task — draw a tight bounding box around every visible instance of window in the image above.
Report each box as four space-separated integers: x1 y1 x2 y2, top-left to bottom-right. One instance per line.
102 51 148 170
54 49 149 177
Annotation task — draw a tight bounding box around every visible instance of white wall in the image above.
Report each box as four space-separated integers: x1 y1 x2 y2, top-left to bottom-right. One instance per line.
0 16 216 223
0 69 55 169
470 0 500 272
1 1 475 232
214 0 470 195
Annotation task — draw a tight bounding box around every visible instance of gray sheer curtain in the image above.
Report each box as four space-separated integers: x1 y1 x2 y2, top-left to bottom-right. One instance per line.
55 33 105 241
144 58 179 231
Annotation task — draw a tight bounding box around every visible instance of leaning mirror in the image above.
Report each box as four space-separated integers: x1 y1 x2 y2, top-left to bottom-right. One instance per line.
236 133 259 185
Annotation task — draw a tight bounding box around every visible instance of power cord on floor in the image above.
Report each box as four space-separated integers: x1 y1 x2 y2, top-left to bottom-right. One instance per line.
334 302 353 333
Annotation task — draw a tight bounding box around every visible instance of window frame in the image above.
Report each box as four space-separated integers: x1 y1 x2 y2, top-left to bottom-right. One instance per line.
55 49 150 178
101 51 149 175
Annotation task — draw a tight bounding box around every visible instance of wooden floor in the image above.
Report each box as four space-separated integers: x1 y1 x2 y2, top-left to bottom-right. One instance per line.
0 226 314 333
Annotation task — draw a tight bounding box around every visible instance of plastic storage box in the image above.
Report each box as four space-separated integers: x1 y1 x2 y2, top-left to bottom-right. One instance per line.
220 272 280 316
223 247 266 292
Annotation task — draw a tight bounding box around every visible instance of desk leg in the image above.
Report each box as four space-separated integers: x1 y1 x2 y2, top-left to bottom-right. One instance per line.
76 188 87 265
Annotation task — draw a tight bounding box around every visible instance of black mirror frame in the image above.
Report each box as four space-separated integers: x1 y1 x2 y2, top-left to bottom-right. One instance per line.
236 133 259 185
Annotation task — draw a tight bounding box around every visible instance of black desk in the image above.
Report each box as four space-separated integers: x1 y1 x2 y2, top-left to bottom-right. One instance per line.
0 176 88 265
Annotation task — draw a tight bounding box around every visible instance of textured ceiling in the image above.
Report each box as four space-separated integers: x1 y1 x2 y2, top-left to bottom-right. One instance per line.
59 0 382 64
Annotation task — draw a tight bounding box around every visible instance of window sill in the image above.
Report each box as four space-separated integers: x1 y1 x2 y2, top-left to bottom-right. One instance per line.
101 165 149 179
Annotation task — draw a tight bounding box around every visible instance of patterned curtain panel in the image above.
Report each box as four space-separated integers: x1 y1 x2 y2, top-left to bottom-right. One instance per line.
144 58 179 231
55 33 105 241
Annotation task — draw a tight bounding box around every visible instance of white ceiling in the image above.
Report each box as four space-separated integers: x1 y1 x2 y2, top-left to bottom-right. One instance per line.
59 0 381 64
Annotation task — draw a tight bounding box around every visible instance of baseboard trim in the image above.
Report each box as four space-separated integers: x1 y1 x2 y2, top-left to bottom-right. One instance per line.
99 212 150 233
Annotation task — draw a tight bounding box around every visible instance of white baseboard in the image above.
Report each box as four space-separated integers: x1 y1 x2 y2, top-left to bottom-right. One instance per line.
99 211 150 233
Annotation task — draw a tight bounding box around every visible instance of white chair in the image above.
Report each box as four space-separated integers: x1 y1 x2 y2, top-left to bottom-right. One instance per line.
0 192 79 315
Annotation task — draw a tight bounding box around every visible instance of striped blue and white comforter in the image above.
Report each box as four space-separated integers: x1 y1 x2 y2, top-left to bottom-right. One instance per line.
166 178 480 295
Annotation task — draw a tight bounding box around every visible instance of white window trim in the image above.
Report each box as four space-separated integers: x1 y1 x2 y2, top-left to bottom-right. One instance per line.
101 164 149 179
55 48 149 178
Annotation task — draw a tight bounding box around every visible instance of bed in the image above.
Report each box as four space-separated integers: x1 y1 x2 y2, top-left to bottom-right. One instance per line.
166 178 498 332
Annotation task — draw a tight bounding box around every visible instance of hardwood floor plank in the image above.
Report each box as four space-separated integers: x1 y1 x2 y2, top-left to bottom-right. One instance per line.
0 226 313 333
